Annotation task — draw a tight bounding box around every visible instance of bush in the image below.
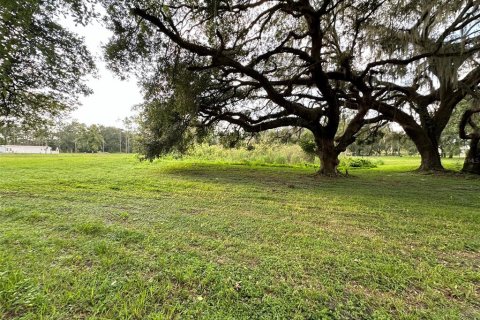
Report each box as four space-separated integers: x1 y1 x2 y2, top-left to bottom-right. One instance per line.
339 157 380 169
299 139 317 156
186 143 315 167
176 144 384 170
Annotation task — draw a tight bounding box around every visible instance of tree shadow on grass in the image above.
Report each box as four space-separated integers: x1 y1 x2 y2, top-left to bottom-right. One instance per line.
162 162 333 189
160 162 480 218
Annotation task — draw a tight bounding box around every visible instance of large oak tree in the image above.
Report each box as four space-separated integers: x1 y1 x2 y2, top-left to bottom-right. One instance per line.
365 0 480 171
0 0 96 127
102 0 480 174
103 0 397 175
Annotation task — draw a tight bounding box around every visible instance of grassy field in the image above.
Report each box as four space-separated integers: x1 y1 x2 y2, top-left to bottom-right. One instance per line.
0 154 479 319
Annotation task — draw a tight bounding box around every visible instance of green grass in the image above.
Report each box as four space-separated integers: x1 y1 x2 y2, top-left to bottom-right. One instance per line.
0 154 478 319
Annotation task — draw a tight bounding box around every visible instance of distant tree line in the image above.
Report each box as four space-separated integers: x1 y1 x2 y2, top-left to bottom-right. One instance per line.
0 120 138 154
1 114 468 159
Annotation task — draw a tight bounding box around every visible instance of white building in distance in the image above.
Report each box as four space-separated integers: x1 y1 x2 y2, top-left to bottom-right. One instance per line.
0 145 59 154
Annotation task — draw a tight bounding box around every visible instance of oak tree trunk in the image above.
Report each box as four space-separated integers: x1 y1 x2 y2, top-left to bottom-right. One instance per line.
316 137 340 176
417 143 444 171
403 126 444 171
459 108 480 174
462 138 480 174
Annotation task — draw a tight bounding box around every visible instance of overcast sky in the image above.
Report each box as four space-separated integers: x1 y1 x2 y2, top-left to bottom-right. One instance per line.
66 20 143 127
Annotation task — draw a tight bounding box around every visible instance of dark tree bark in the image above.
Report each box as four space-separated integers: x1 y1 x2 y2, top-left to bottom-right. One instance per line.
417 143 444 171
463 137 480 174
315 136 340 176
404 126 444 171
460 108 480 174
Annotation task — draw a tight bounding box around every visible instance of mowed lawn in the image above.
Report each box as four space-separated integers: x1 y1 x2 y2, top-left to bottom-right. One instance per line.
0 154 479 319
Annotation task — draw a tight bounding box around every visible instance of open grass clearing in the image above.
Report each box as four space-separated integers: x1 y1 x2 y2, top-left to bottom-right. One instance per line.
0 154 479 319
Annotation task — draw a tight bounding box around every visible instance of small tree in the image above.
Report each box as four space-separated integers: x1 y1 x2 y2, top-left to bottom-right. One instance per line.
85 125 104 153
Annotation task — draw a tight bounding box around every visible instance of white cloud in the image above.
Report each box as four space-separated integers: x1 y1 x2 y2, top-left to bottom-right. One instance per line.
64 17 143 127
